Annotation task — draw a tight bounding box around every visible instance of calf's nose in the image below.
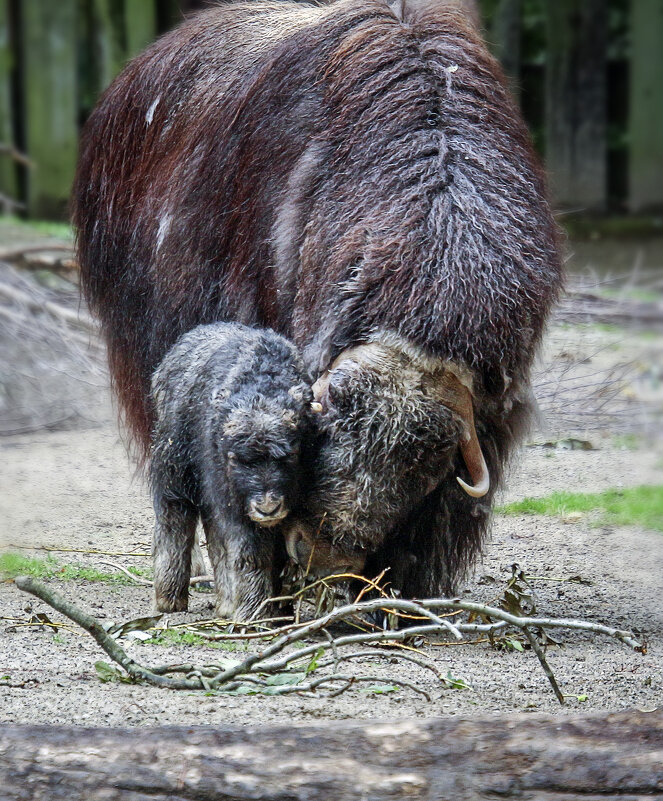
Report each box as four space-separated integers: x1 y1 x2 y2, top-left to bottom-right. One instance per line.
254 494 284 516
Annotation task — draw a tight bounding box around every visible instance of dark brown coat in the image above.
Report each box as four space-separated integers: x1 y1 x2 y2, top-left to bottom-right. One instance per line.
73 0 563 596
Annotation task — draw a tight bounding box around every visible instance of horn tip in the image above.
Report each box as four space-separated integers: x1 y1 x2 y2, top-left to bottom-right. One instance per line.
456 475 489 498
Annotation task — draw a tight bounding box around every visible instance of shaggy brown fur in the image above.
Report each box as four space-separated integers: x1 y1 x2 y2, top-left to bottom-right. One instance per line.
73 0 563 597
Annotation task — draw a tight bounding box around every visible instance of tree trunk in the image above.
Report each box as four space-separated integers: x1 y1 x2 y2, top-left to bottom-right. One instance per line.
20 0 78 219
0 0 17 205
125 0 157 60
91 0 126 91
0 711 661 800
629 0 663 212
491 0 521 99
545 0 607 212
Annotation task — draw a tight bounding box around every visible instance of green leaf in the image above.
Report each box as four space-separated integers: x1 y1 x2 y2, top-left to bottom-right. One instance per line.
306 647 325 675
444 671 471 690
94 660 128 683
508 639 524 652
222 684 259 695
107 614 163 638
361 684 398 694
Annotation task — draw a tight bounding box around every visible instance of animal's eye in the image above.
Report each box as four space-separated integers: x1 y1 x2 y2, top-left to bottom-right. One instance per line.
326 380 344 409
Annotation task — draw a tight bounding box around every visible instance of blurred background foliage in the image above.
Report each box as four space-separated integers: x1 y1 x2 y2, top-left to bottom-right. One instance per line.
0 0 661 224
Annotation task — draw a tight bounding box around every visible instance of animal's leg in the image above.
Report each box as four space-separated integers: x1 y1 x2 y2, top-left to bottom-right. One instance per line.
152 498 198 612
203 513 278 622
190 528 208 579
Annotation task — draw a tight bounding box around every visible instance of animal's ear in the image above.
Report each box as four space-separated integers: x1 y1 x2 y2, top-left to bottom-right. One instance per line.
312 365 358 413
289 383 314 406
391 0 479 27
288 385 305 403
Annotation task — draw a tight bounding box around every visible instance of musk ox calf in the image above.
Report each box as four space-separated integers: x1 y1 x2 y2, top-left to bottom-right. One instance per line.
74 0 563 600
150 322 316 619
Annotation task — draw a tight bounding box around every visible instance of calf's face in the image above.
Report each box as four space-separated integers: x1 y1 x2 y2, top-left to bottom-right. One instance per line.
220 400 309 527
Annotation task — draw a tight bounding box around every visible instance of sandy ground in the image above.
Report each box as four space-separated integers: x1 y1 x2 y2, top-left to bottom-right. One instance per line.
1 261 662 725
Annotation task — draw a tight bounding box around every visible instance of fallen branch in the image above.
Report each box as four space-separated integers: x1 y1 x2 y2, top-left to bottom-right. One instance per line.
0 243 73 261
0 278 95 331
14 575 645 704
4 545 151 558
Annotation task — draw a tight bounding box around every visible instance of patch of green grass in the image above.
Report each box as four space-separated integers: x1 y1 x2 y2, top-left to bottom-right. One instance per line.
0 215 73 240
0 552 150 584
637 330 661 342
612 434 643 452
592 322 623 334
499 486 663 532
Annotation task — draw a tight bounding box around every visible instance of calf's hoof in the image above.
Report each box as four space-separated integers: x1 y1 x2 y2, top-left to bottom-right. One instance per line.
154 592 189 613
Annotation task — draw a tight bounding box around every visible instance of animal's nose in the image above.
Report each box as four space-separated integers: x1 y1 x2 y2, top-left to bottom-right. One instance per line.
254 495 284 516
285 530 367 575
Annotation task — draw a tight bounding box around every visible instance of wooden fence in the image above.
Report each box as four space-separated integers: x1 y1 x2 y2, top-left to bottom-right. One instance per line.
0 0 196 219
0 0 662 220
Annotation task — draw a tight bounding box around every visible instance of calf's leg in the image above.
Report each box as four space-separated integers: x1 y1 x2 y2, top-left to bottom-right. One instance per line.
203 513 279 621
152 498 198 612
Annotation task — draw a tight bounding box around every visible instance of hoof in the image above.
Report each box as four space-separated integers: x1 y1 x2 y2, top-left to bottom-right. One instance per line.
154 593 189 613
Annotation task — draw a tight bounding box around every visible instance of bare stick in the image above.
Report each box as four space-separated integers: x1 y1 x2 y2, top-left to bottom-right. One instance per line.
521 627 565 705
97 561 152 585
4 545 151 558
14 576 201 690
418 599 646 652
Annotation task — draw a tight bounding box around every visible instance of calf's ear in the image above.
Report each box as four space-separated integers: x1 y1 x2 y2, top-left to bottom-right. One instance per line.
288 385 305 403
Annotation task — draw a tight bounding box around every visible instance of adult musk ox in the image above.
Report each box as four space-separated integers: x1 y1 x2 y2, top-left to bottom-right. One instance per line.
73 0 563 598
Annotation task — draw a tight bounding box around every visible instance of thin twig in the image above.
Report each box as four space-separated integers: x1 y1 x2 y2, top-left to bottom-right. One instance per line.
522 627 565 705
14 576 201 690
5 545 151 558
97 562 152 586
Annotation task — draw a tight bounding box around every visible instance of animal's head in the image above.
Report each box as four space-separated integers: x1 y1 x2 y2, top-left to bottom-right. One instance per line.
218 385 315 527
284 337 489 572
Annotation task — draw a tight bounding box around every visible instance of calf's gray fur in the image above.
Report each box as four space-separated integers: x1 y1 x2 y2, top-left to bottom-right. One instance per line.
150 323 314 619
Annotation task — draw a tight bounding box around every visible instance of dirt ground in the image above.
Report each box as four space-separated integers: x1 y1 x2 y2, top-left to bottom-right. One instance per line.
1 243 662 725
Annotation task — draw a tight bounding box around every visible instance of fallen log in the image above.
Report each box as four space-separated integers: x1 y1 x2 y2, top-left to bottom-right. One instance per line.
556 289 663 330
1 711 661 800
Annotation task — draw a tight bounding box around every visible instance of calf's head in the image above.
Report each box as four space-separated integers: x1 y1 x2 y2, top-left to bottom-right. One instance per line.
284 338 489 573
219 391 313 527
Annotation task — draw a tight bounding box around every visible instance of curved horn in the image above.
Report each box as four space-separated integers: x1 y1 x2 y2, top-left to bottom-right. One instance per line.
457 430 490 498
434 372 490 498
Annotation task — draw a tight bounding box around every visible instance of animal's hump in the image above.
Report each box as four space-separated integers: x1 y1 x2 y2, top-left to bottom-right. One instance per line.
389 0 479 27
